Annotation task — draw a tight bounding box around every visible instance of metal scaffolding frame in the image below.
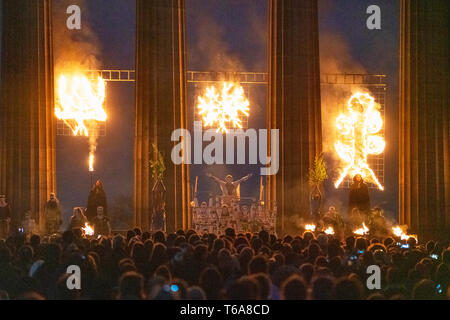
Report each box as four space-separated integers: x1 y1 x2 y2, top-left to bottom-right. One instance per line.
56 69 387 190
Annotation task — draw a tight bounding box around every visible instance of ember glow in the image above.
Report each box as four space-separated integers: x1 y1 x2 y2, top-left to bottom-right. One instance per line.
353 222 369 236
55 73 107 171
305 224 316 232
324 226 335 235
197 82 250 134
81 222 94 237
334 92 385 190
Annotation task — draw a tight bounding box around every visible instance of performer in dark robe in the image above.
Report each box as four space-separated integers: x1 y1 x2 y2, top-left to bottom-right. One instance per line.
348 174 371 220
86 180 108 222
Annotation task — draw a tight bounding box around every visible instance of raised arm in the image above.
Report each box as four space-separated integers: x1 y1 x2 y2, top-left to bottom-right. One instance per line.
207 173 225 184
234 173 253 185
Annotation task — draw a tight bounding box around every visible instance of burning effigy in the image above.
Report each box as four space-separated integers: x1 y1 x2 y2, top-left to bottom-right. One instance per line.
334 92 385 190
55 73 107 172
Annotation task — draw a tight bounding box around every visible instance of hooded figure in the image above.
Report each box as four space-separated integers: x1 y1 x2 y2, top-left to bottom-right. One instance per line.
86 180 108 221
44 193 62 235
348 174 371 217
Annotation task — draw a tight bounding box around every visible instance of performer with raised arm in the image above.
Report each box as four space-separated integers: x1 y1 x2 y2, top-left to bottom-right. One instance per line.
206 172 253 197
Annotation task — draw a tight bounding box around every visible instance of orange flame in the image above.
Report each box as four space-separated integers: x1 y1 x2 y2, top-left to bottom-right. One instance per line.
334 92 385 190
55 74 106 136
324 226 335 235
89 153 94 172
81 222 94 236
55 73 107 172
353 222 369 236
197 82 250 133
305 224 316 232
392 226 417 242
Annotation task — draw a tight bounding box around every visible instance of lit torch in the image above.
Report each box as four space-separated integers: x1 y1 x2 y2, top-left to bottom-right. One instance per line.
89 153 94 172
334 92 385 190
55 73 107 172
197 82 250 134
305 224 316 232
324 226 335 235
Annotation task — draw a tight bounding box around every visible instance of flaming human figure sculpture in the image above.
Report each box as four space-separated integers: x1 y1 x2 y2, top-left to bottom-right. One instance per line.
334 92 385 190
55 73 107 171
197 81 250 134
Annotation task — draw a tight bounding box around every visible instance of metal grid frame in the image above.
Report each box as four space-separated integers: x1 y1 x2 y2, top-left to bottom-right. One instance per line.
55 71 386 188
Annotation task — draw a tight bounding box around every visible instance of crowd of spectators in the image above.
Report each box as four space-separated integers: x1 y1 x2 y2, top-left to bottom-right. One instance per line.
0 227 449 300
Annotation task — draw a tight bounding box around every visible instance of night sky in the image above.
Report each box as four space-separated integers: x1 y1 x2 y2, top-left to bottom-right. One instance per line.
0 0 400 227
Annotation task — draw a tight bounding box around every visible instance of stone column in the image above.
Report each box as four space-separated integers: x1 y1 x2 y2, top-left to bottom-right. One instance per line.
267 0 322 234
135 0 190 232
399 0 450 235
0 0 56 232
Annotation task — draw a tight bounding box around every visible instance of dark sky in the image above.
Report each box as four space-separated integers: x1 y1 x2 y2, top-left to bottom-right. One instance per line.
0 0 400 225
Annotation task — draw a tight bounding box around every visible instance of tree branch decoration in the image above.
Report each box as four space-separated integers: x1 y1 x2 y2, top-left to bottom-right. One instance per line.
149 143 166 181
308 153 328 186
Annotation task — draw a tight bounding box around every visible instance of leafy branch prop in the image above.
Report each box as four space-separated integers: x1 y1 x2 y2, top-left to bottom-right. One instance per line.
149 143 166 181
308 153 328 186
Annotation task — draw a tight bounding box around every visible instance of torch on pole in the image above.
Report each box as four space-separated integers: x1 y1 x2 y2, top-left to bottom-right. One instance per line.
89 153 94 186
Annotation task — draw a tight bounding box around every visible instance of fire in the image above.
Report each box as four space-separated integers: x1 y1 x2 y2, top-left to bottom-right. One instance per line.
392 226 417 242
197 82 250 133
81 222 94 237
334 92 385 190
55 73 107 171
55 74 107 136
89 153 94 172
353 222 369 236
324 226 335 235
305 224 316 232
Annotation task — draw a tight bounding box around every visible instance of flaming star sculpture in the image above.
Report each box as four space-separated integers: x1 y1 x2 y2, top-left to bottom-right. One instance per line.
197 82 250 134
334 92 386 190
55 73 107 171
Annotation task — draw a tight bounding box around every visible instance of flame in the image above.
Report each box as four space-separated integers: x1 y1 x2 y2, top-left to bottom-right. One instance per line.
197 82 250 133
89 153 94 172
392 226 417 242
55 74 107 136
353 222 369 236
324 226 335 235
55 73 107 171
334 92 385 190
81 222 94 236
305 224 316 232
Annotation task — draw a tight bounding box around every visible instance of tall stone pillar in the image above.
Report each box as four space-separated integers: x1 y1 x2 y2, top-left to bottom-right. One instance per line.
267 0 322 234
0 0 56 232
399 0 450 236
135 0 190 232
